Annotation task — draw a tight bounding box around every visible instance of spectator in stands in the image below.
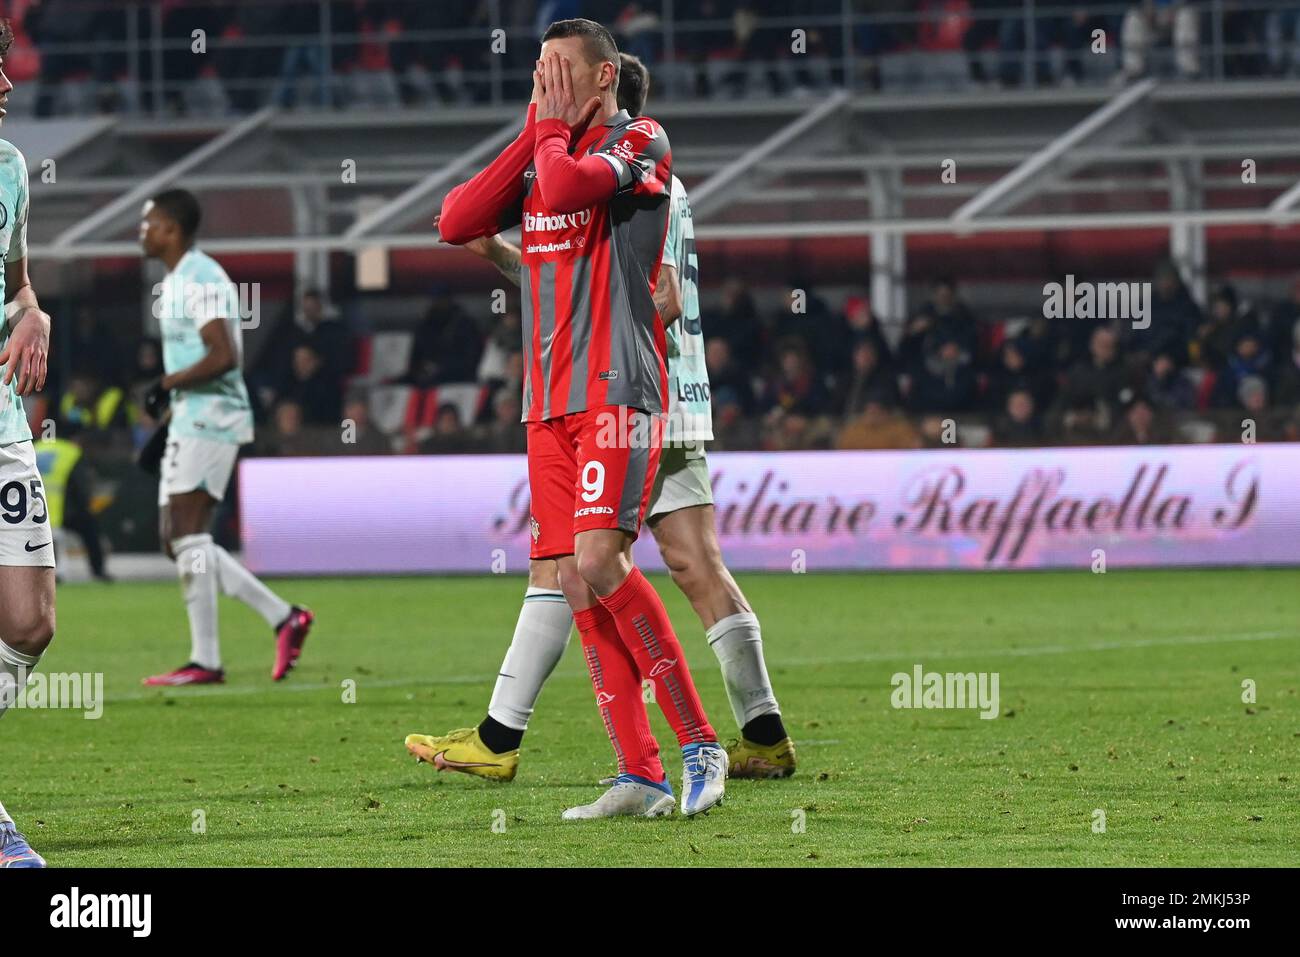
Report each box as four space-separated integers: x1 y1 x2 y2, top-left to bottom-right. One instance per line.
985 338 1054 414
272 2 330 108
842 338 899 415
1230 376 1286 441
407 287 483 387
993 388 1044 447
261 399 319 457
252 288 350 413
708 278 764 369
340 393 391 455
836 398 920 450
906 333 978 413
1111 393 1169 445
1120 0 1160 81
762 340 830 419
286 344 344 426
1193 284 1255 370
1145 350 1196 411
769 282 853 391
705 337 756 416
419 403 474 454
1211 329 1273 407
1132 259 1201 362
477 390 527 454
899 278 979 373
1056 324 1132 426
843 292 891 356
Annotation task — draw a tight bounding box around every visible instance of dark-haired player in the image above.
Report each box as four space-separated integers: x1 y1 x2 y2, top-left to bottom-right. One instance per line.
407 53 794 793
0 17 55 867
410 19 727 818
138 188 313 687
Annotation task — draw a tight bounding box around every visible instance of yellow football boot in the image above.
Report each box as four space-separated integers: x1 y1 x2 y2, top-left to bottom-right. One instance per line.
404 727 518 782
725 736 797 779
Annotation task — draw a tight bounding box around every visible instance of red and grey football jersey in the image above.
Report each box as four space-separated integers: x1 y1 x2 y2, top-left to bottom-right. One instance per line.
511 111 673 423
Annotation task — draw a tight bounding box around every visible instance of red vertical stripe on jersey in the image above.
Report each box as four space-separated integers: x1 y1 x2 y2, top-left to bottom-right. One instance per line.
587 217 613 410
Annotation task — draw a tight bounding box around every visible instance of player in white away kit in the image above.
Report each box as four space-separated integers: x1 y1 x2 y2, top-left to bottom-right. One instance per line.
407 55 794 792
138 189 313 687
0 23 56 867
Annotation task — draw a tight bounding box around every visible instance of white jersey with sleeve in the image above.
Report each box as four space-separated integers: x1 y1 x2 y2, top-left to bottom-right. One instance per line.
157 248 254 445
660 175 713 444
0 139 31 446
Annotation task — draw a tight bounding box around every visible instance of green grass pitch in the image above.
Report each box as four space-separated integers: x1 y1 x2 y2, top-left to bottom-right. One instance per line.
5 568 1297 866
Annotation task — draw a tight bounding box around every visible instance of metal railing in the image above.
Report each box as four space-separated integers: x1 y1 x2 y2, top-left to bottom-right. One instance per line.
7 1 1300 118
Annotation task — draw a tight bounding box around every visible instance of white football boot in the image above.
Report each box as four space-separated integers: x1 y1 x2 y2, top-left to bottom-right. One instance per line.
562 775 675 820
680 743 727 817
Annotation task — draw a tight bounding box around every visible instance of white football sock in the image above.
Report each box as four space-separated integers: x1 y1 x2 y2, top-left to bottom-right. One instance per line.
487 588 574 732
173 533 220 670
213 545 292 629
0 638 41 724
0 800 11 826
707 612 780 727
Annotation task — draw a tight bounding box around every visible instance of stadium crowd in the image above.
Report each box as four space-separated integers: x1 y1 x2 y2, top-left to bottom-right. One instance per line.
3 0 1299 116
38 264 1300 461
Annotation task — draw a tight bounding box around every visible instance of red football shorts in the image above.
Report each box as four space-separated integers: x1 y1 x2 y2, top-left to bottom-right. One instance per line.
526 405 664 560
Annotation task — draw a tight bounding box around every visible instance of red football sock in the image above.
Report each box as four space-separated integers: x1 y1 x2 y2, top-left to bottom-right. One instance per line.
573 602 664 782
599 567 717 747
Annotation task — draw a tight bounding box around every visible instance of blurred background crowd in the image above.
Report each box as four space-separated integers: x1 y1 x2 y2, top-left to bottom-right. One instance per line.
37 264 1300 464
1 0 1299 117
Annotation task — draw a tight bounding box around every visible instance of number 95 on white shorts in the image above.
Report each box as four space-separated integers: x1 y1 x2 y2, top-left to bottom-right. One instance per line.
158 434 240 507
0 441 54 567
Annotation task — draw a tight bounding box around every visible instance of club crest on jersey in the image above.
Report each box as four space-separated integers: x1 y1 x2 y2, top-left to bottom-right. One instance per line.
529 515 541 543
0 201 8 230
625 120 658 140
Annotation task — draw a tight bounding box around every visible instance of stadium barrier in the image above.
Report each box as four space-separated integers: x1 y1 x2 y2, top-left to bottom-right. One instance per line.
238 444 1300 575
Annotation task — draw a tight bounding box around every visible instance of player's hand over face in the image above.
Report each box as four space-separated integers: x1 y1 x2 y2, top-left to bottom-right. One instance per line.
534 53 601 132
0 307 50 396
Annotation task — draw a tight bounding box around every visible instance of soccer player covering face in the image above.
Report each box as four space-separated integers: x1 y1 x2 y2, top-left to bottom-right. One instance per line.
406 52 794 801
414 20 726 818
138 189 314 687
0 19 55 866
